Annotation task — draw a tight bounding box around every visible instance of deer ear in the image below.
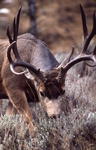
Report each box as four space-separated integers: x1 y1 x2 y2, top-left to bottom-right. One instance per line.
25 70 44 87
25 71 35 80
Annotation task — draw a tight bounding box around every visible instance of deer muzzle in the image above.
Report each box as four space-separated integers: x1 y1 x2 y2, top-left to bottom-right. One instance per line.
43 98 61 117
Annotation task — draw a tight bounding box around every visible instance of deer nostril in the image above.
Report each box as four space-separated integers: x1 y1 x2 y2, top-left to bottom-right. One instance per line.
40 91 45 97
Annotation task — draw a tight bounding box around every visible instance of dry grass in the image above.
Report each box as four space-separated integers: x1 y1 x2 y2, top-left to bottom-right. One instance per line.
0 67 96 149
0 0 96 149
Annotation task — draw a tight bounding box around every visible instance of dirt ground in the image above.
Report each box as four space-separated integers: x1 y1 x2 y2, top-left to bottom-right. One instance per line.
0 0 96 53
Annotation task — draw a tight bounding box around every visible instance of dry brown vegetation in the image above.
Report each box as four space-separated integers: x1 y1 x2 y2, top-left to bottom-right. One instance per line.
0 67 96 149
0 0 96 150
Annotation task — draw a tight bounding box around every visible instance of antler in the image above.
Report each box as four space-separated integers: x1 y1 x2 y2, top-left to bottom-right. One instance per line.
80 4 88 39
58 9 96 84
80 4 96 67
7 5 96 85
7 7 21 59
7 8 45 82
58 47 75 68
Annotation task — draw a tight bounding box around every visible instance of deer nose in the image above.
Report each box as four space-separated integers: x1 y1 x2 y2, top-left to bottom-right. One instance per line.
44 99 61 117
40 91 45 97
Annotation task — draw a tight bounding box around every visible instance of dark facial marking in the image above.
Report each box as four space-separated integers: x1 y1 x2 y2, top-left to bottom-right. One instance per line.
40 79 65 99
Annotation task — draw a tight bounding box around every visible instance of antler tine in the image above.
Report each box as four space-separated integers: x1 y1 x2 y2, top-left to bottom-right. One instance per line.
13 18 17 41
7 8 21 43
80 4 88 39
12 7 22 42
6 8 21 44
66 47 75 63
7 27 13 43
16 7 22 37
58 47 75 68
11 17 21 60
10 8 22 60
57 47 75 85
12 7 21 42
82 12 96 53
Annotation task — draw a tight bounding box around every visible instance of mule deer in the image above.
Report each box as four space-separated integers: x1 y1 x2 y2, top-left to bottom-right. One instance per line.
0 5 96 130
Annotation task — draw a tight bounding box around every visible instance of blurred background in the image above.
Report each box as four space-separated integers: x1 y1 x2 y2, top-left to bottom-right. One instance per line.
0 0 96 53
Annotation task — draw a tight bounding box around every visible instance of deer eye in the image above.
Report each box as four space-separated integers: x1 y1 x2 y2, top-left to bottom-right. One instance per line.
40 91 45 97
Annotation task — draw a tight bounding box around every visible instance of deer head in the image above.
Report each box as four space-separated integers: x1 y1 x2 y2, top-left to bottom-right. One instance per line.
7 6 96 117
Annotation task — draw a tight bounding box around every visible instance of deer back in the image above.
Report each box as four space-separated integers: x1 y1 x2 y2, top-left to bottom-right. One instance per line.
16 33 59 72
